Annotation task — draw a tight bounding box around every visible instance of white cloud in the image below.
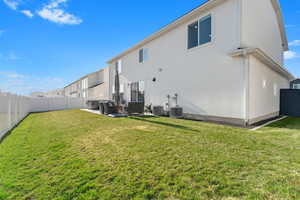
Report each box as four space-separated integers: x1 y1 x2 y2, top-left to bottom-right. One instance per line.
7 52 20 60
289 40 300 47
284 51 298 60
0 71 25 79
0 71 65 95
21 10 34 18
37 0 82 25
3 0 19 10
0 52 20 60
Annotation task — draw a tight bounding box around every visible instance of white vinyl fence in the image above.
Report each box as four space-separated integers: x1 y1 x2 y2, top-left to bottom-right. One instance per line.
0 92 87 140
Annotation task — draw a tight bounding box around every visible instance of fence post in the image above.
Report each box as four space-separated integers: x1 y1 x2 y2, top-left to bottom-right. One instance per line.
8 93 11 130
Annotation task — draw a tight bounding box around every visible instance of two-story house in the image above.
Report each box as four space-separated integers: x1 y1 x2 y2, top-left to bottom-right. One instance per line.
107 0 294 126
64 67 109 100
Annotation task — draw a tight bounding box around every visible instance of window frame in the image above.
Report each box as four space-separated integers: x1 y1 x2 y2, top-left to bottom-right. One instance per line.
139 48 149 63
139 49 144 63
130 81 145 102
187 14 212 50
187 21 199 49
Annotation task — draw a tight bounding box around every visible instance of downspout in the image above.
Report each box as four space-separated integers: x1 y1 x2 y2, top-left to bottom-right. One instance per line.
238 0 250 125
244 53 250 126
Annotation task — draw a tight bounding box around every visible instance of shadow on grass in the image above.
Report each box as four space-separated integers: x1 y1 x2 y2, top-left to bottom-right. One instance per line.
0 114 31 144
129 116 200 133
266 117 300 130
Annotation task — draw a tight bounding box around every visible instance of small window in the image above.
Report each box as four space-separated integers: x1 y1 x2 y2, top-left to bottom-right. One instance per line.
139 48 148 63
139 49 143 63
188 22 199 49
143 49 148 61
187 15 212 49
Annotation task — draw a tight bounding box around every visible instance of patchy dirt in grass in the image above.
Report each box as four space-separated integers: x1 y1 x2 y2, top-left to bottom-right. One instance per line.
72 125 158 157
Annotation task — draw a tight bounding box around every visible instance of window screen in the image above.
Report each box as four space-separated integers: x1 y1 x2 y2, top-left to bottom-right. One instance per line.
139 49 144 63
199 15 212 45
188 21 199 49
139 49 148 63
143 49 148 61
188 15 212 49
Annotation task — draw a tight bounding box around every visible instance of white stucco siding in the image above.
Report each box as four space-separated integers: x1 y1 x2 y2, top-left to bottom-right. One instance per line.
248 56 289 123
241 0 284 65
110 0 247 120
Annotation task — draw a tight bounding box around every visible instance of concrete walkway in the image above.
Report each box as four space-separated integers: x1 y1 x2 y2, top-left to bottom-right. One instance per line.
80 109 102 115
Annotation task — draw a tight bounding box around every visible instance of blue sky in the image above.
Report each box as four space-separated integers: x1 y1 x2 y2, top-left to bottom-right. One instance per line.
0 0 299 95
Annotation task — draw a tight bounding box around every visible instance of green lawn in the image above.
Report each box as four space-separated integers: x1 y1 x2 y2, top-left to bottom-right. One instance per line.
0 110 300 200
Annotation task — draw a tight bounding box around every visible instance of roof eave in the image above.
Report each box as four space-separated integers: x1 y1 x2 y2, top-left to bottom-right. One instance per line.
107 0 289 64
230 47 295 80
271 0 289 51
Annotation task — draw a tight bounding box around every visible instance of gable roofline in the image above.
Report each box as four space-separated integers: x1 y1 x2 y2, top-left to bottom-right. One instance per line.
270 0 289 51
107 0 289 64
64 68 106 89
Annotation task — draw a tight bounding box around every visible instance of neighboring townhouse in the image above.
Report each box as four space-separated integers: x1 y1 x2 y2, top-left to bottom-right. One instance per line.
30 92 46 98
87 67 110 101
64 75 89 98
64 80 81 98
107 0 294 126
45 88 64 97
64 67 109 100
290 79 300 89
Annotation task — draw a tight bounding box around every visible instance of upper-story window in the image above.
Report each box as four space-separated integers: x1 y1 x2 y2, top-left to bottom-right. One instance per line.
188 15 212 49
139 48 148 63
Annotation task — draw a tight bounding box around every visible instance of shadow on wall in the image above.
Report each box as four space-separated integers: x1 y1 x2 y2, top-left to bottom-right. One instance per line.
180 96 208 116
129 116 200 133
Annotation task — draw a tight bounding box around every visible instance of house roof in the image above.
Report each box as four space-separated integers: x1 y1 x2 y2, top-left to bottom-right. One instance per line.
64 68 105 89
107 0 289 64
